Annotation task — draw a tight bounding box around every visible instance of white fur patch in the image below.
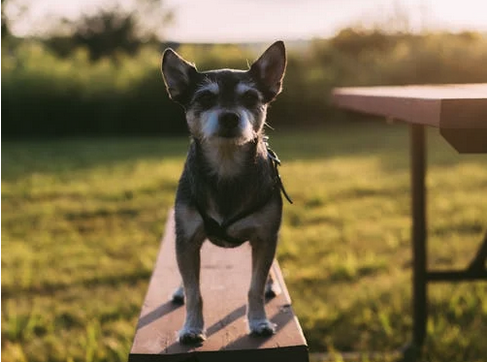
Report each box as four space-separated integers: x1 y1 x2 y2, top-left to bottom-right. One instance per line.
248 318 276 335
196 81 219 95
200 109 220 140
235 83 262 100
236 82 259 97
238 107 257 138
199 108 255 144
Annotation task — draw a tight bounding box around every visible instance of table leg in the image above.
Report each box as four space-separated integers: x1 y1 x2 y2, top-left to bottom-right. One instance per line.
468 232 487 272
403 124 428 361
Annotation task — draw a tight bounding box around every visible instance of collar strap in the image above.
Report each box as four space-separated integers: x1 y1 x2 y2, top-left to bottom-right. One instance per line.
264 136 293 204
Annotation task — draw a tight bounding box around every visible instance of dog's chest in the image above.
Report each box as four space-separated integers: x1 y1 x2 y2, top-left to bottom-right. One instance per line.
183 140 277 245
202 144 248 178
204 184 253 224
196 141 268 219
202 172 277 243
205 198 225 225
203 200 266 249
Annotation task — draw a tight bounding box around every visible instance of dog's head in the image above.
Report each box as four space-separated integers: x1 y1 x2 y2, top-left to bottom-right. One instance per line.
161 41 286 145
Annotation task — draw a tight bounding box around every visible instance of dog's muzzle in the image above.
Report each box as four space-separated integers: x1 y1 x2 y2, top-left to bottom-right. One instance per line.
218 111 240 138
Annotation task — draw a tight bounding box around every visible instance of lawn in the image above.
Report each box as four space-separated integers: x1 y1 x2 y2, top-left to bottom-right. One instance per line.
2 122 487 362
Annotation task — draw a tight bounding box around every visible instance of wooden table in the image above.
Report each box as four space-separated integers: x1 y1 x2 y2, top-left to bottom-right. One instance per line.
332 84 487 361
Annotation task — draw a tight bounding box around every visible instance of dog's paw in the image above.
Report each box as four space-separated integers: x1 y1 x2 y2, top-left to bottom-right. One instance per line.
178 328 206 344
264 283 277 299
249 319 276 336
171 286 185 305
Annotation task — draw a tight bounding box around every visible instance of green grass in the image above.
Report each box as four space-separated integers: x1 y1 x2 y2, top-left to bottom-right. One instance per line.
2 123 487 362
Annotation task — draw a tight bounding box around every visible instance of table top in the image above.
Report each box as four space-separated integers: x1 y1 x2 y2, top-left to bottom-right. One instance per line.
333 83 487 100
332 83 487 129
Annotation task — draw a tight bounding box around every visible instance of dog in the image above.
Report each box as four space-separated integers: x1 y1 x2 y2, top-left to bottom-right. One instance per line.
161 41 289 344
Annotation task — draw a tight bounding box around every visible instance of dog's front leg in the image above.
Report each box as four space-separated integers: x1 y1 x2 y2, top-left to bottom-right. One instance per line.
175 205 206 343
248 236 278 335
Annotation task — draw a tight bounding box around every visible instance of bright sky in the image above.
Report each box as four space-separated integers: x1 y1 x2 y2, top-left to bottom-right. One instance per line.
6 0 487 42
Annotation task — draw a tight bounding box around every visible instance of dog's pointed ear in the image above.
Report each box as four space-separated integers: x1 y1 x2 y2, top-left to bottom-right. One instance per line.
249 41 286 102
161 48 197 103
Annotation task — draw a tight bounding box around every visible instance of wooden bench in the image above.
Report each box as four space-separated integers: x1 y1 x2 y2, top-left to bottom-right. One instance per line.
332 83 487 361
129 210 309 362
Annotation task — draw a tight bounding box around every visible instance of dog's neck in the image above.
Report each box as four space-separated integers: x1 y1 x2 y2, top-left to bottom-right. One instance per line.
194 136 267 179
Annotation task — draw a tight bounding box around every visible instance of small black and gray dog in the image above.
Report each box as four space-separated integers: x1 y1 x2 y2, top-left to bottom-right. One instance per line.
161 41 289 344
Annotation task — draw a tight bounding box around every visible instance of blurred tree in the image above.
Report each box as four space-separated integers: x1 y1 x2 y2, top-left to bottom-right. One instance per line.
1 0 8 37
330 28 397 56
71 10 142 60
46 0 174 60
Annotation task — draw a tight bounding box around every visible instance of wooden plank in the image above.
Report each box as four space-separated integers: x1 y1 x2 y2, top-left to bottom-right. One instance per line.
332 83 487 128
333 88 441 127
129 210 309 362
332 84 487 153
333 83 487 100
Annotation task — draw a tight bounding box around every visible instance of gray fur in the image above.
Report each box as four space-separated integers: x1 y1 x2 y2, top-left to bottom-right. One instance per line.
161 41 287 344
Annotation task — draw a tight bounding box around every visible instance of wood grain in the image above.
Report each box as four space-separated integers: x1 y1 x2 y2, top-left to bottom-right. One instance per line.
129 210 309 362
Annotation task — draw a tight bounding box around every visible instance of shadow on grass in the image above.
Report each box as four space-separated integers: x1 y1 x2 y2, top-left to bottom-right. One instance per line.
303 284 487 361
1 269 152 299
1 136 189 181
3 122 482 183
274 122 481 172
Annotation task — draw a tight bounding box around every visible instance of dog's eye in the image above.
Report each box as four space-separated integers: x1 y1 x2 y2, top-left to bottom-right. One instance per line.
242 91 259 105
195 91 217 108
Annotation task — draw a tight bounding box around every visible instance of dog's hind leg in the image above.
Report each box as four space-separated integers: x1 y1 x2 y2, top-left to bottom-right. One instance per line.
171 284 185 304
247 236 278 336
175 204 206 344
264 272 277 299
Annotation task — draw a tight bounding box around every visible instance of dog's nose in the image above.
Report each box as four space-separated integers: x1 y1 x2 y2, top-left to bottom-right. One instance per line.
219 112 240 129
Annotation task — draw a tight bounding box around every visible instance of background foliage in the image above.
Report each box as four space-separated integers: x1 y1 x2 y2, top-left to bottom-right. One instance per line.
3 30 487 136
